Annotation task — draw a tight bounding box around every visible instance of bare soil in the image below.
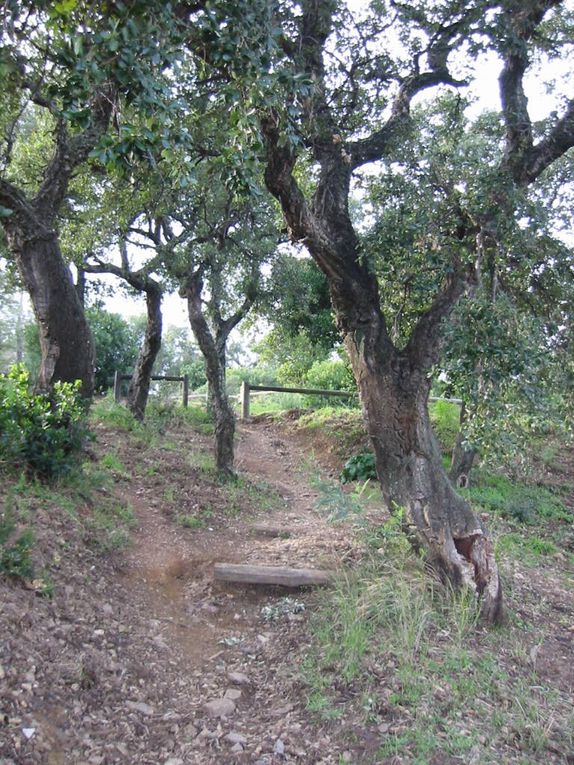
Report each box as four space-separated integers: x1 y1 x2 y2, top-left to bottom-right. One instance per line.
0 416 358 764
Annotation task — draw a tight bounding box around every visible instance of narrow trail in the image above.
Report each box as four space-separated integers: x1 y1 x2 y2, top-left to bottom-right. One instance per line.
103 418 354 764
1 416 356 765
119 419 349 675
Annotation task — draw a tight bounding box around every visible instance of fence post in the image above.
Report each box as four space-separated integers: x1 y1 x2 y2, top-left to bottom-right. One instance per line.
182 375 189 408
113 371 121 403
240 381 250 420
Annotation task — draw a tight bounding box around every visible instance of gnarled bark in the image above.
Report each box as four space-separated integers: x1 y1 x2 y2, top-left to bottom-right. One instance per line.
0 89 114 398
182 270 236 478
338 277 502 623
84 237 165 421
127 283 163 421
2 216 94 397
450 405 477 488
260 0 504 620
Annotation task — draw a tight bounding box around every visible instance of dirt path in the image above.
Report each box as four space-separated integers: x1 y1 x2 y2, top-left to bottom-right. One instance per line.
1 417 353 764
112 419 354 764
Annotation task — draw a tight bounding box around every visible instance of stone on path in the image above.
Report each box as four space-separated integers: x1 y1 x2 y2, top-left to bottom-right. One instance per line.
225 731 248 745
204 697 236 718
228 670 250 686
125 701 154 716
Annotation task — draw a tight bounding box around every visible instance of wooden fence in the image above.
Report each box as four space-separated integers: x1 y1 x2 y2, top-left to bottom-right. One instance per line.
113 371 190 408
238 381 462 420
239 381 355 419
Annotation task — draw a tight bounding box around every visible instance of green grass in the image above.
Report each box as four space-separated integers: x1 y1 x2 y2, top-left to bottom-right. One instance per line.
101 452 130 479
301 509 573 763
464 473 571 525
429 398 461 452
176 513 204 529
91 394 145 433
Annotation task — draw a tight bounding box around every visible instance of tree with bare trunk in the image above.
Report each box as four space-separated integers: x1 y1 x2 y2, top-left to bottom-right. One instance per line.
162 189 277 478
84 231 164 421
257 0 574 622
0 1 193 396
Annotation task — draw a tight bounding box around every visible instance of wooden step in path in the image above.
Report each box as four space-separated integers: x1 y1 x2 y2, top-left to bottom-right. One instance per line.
213 563 333 587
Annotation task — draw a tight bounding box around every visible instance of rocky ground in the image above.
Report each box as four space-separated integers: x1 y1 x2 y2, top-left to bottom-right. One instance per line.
1 409 573 765
0 415 360 764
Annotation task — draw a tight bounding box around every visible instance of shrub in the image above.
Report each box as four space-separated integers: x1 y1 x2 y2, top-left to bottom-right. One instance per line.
304 358 356 393
340 451 377 483
0 365 89 480
0 527 35 580
429 399 461 453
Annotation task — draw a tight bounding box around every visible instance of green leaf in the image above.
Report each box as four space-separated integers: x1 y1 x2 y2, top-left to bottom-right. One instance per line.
54 0 78 13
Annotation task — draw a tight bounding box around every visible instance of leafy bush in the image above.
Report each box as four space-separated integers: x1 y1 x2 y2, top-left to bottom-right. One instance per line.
0 365 89 479
304 358 356 393
429 399 461 453
340 451 377 483
0 527 35 580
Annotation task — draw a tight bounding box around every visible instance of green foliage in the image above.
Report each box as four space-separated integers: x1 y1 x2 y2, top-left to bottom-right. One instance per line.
0 365 89 480
464 473 571 526
303 357 356 395
0 506 35 581
258 254 339 353
429 399 461 453
255 330 330 387
87 308 141 392
225 365 278 395
340 452 377 484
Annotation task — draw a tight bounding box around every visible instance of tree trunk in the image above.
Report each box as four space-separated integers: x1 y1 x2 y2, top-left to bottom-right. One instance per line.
450 436 477 489
262 112 503 623
8 226 94 398
450 402 477 489
184 276 236 478
343 313 503 624
127 284 163 421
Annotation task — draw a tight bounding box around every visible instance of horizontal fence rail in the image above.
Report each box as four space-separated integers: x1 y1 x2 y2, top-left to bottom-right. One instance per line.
113 371 190 408
239 381 356 419
238 381 461 419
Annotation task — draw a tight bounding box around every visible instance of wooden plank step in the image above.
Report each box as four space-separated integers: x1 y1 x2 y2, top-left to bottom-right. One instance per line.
213 563 332 587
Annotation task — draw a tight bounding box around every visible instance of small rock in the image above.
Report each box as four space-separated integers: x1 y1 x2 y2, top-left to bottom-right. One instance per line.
227 671 250 686
102 604 113 616
224 688 242 701
274 738 285 756
225 732 248 745
231 743 244 754
163 759 184 765
203 698 236 718
22 728 36 740
125 701 154 716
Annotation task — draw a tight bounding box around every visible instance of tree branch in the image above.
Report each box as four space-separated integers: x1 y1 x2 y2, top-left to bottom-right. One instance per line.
498 0 570 184
33 85 116 220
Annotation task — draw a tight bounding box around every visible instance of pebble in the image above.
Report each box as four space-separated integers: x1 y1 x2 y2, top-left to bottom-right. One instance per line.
231 743 244 753
204 698 236 718
273 738 285 756
228 671 250 685
225 732 248 745
125 701 154 716
224 688 242 701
